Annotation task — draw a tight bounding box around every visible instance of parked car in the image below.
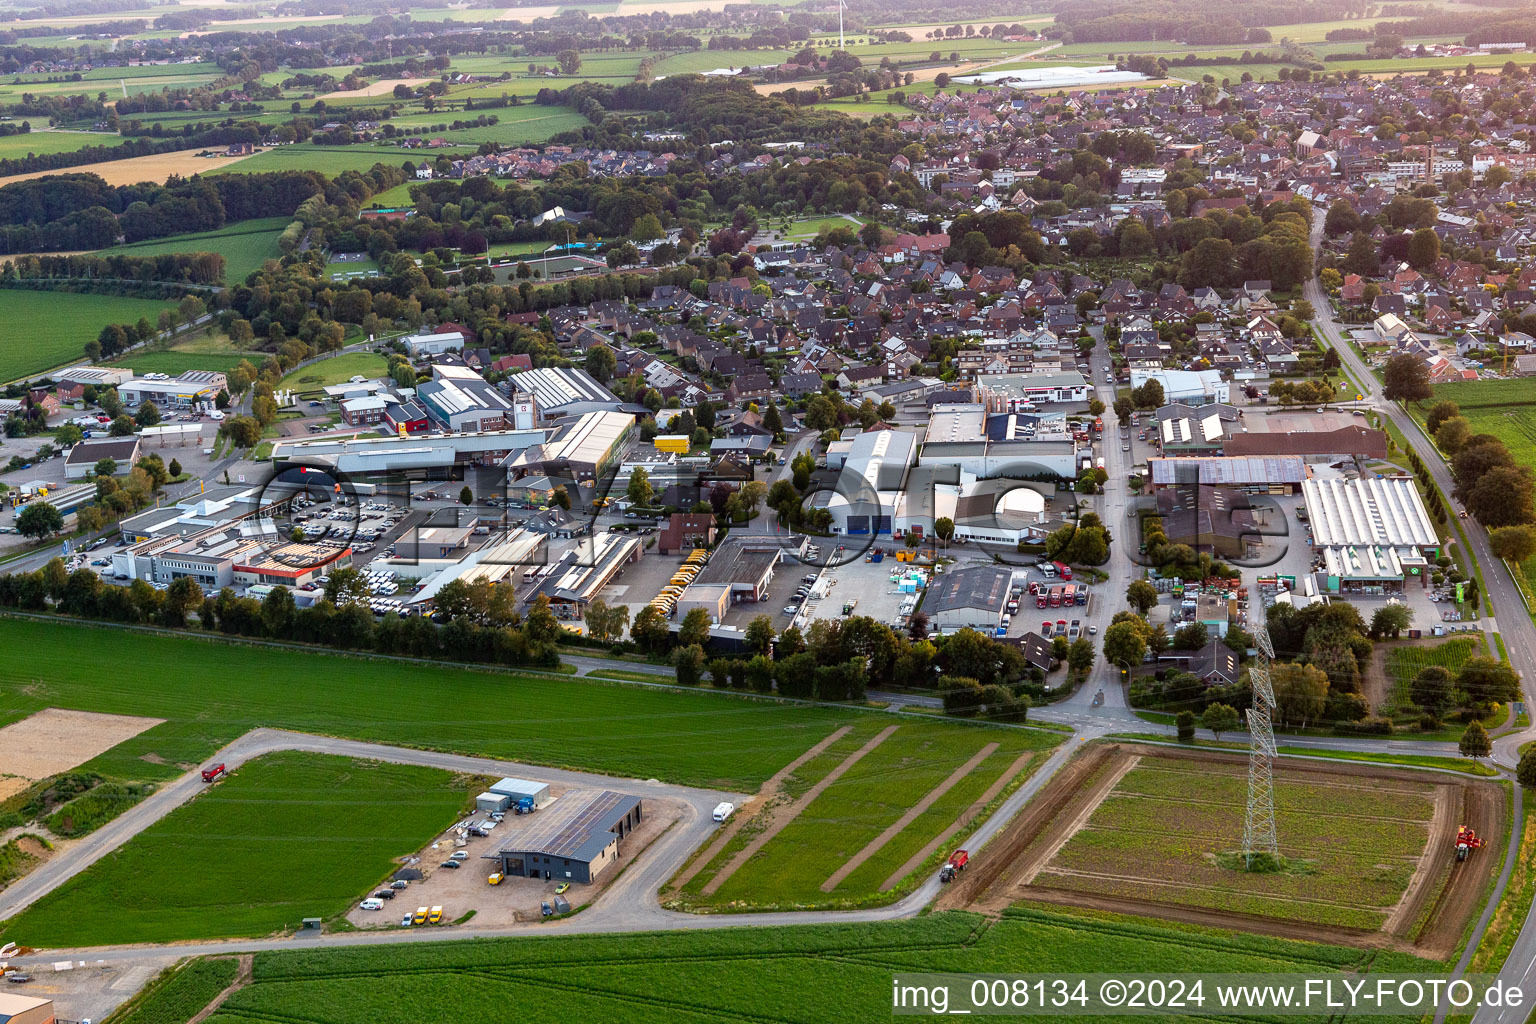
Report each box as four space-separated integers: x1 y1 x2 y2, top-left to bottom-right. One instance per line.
372 890 396 900
554 882 570 894
440 860 460 869
450 850 468 861
390 879 409 890
5 974 32 985
360 898 384 911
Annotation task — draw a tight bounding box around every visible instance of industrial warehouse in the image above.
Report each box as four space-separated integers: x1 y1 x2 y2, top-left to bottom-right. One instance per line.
1300 475 1438 593
485 790 644 884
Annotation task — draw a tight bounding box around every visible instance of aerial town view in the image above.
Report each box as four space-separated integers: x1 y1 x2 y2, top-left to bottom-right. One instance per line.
8 0 1536 1019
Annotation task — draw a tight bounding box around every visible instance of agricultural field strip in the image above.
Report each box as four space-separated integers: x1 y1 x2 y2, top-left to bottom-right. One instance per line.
1018 752 1139 887
879 751 1038 892
820 741 999 892
1121 764 1436 812
1037 865 1405 913
699 724 898 896
1083 794 1431 849
669 725 854 892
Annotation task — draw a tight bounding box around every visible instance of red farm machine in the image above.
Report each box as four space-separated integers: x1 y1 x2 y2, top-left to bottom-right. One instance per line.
1455 825 1485 862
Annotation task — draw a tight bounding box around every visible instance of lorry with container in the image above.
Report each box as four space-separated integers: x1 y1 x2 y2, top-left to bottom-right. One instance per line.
201 763 226 783
1052 561 1073 580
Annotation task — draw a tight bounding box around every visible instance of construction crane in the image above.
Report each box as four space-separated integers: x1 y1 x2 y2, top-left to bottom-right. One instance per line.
1456 825 1485 862
1242 618 1279 867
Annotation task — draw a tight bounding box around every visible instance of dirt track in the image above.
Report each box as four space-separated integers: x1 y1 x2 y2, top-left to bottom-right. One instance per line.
940 743 1500 957
701 724 897 896
667 725 852 892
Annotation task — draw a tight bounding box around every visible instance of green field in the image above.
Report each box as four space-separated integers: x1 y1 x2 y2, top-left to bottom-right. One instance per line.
0 752 469 947
0 289 175 381
1035 756 1437 931
108 957 238 1024
208 145 461 177
109 908 1438 1024
363 181 421 208
424 109 592 147
0 130 122 160
107 328 265 377
0 617 864 790
95 217 290 283
279 351 388 391
672 717 1056 910
1382 637 1480 716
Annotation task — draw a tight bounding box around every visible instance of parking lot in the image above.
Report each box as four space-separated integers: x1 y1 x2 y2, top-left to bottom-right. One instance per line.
796 546 927 631
344 791 685 931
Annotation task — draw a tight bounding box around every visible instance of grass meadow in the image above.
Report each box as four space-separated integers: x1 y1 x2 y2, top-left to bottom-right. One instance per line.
279 351 388 391
1382 637 1480 717
94 216 290 283
0 752 470 947
0 289 175 380
0 617 865 790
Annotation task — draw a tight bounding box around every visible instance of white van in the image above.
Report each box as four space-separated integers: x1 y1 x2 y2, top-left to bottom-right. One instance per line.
712 801 734 823
359 898 384 911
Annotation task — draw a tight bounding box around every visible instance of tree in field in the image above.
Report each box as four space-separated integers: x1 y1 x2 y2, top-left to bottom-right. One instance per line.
1490 524 1536 566
1369 603 1411 639
1424 400 1460 435
1269 661 1329 727
1410 664 1454 716
1176 710 1196 743
1459 719 1491 759
557 49 581 74
16 501 64 539
673 643 705 687
1457 655 1521 707
1200 702 1240 740
1434 416 1471 454
1126 579 1158 615
1382 354 1433 402
1467 464 1536 527
1518 747 1536 789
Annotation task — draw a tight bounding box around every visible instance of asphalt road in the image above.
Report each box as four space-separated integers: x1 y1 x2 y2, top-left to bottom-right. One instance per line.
1304 210 1536 1022
2 722 1085 964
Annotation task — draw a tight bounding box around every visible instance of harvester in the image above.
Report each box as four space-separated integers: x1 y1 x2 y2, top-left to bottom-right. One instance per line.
1455 825 1485 862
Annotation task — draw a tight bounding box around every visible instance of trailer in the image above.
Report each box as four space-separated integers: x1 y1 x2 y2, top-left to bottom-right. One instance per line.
939 849 970 883
200 763 226 783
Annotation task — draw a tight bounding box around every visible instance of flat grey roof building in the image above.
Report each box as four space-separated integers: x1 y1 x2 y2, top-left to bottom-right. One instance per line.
485 789 643 884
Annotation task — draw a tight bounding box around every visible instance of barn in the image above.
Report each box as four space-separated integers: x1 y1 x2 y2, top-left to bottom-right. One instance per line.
484 790 642 884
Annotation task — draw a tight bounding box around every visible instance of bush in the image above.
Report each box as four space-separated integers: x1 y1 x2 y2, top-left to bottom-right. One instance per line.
1176 710 1196 742
45 781 156 838
1332 715 1393 736
1417 712 1442 732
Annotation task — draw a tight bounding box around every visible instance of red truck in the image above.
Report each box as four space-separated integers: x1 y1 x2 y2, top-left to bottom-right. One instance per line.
201 763 226 783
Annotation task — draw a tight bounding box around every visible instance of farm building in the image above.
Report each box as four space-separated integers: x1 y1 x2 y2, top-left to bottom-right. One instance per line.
0 993 54 1024
924 565 1012 632
490 777 552 808
1300 475 1438 593
484 789 643 884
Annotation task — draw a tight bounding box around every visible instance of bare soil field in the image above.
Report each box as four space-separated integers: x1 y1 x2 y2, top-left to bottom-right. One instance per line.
320 78 433 99
939 743 1499 959
0 148 255 189
0 709 164 782
756 60 989 95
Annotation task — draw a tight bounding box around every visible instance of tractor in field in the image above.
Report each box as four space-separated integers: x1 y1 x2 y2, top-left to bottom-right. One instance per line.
939 849 969 883
1455 825 1485 862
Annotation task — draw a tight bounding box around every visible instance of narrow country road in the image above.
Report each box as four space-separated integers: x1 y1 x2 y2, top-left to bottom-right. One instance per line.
1304 210 1536 1023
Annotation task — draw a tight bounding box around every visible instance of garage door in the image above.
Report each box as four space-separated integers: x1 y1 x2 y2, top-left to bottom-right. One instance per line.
876 515 892 534
846 515 870 534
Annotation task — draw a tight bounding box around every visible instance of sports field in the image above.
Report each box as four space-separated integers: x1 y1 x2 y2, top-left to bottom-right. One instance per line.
0 289 175 381
0 617 862 791
94 217 290 283
0 752 470 947
108 908 1438 1024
